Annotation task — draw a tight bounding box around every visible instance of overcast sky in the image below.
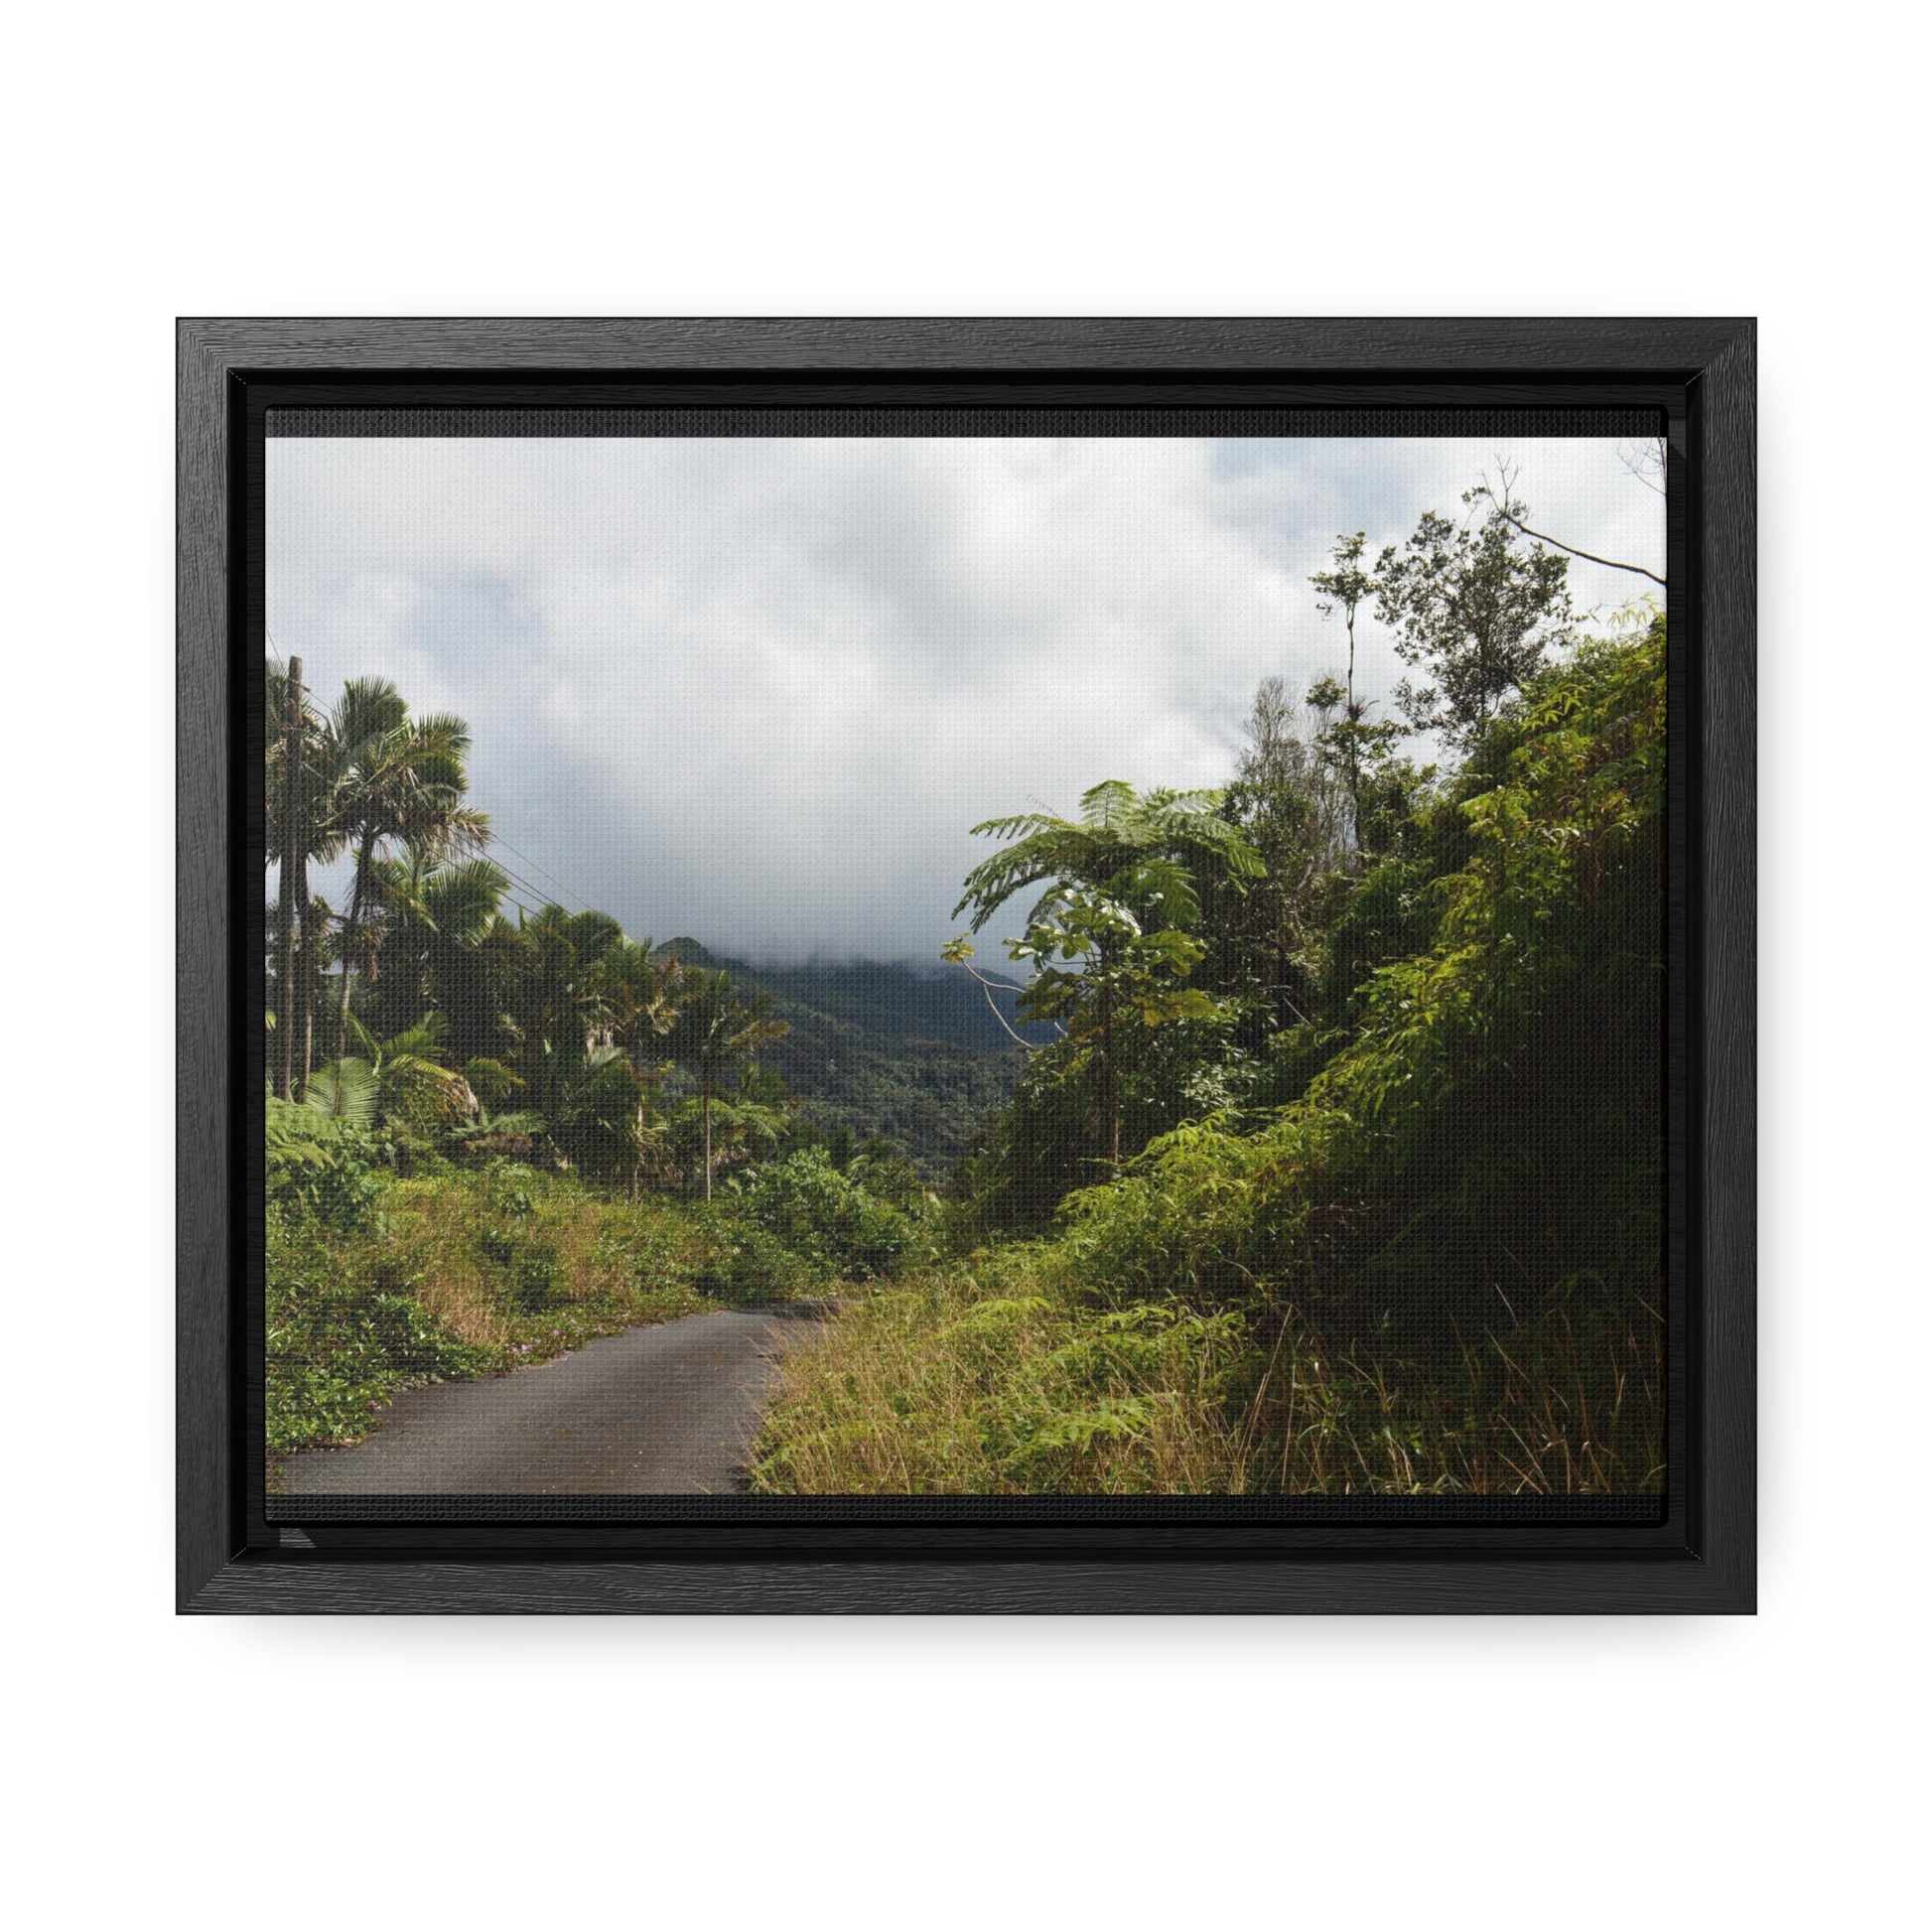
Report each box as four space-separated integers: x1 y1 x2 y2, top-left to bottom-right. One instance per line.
268 435 1665 964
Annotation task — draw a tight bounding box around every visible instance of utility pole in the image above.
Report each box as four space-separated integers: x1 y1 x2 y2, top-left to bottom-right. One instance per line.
277 657 303 1100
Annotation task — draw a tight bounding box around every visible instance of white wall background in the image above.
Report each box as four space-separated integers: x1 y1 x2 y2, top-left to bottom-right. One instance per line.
3 4 1922 1928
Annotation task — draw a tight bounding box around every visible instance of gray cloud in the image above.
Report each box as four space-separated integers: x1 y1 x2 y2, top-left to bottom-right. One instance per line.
268 436 1664 963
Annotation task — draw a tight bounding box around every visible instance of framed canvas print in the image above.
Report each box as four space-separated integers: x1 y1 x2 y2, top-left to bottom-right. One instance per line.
178 318 1754 1613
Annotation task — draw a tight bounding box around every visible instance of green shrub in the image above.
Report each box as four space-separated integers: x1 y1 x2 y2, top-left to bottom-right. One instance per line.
511 1240 560 1311
480 1159 539 1216
692 1217 822 1302
737 1147 918 1279
265 1210 484 1451
476 1215 560 1311
477 1225 516 1267
264 1097 388 1231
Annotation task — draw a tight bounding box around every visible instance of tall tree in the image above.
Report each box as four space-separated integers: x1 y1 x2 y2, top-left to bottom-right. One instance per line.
589 937 684 1061
361 852 511 1045
1206 679 1346 1027
1309 533 1383 852
961 887 1224 1173
267 659 304 1099
503 904 624 1123
265 659 343 1096
1375 489 1575 751
589 938 684 1196
1302 676 1408 867
324 679 487 1084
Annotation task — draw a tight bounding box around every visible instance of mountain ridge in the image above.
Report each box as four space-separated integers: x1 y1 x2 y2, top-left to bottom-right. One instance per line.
653 942 1045 1176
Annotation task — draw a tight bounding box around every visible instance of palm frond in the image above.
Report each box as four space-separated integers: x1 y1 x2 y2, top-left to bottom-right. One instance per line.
303 1057 379 1123
383 1015 449 1065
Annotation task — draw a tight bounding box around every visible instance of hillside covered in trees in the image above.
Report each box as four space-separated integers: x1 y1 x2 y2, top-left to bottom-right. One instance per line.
655 946 1038 1178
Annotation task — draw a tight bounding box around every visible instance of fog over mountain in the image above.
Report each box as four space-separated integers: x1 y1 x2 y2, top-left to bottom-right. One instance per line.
268 435 1664 964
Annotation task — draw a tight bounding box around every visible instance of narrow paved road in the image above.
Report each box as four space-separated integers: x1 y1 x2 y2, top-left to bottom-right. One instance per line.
279 1304 830 1496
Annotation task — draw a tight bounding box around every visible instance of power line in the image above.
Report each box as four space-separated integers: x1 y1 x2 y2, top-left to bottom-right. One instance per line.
488 833 604 915
473 853 627 934
495 869 576 916
479 851 596 919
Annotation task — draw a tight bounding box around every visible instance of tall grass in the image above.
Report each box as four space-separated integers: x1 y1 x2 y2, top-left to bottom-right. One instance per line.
753 1255 1663 1496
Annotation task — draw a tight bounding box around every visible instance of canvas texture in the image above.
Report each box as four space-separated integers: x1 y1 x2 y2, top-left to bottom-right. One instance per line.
262 417 1667 1510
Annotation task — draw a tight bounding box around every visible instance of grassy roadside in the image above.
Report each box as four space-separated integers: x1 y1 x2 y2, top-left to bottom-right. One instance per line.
751 1246 1254 1494
267 1163 818 1460
751 1247 1664 1496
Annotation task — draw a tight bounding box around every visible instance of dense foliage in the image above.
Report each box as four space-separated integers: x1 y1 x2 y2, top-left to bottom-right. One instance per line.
1057 624 1664 1348
735 1146 926 1281
759 484 1669 1496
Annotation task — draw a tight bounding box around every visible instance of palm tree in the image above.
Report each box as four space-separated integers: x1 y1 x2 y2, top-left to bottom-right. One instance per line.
479 915 691 1181
324 679 488 1086
663 969 789 1200
364 852 511 1045
305 1014 473 1131
1310 532 1381 857
480 905 681 1178
265 662 344 1097
508 904 625 1125
588 937 684 1059
671 1060 791 1187
588 937 684 1196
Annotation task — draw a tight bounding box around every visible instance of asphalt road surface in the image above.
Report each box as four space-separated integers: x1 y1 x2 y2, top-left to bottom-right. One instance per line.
278 1304 830 1496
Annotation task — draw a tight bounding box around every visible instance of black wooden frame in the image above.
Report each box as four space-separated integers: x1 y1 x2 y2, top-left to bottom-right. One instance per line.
179 318 1755 1613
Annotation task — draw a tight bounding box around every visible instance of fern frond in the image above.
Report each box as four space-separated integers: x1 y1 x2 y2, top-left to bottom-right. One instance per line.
1079 779 1140 831
967 812 1066 841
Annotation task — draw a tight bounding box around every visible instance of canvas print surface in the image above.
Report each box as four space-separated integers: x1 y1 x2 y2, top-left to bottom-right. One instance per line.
264 426 1668 1502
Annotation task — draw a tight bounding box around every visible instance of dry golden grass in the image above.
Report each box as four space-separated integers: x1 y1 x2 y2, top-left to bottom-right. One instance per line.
377 1173 718 1351
380 1182 496 1346
376 1175 718 1350
753 1251 1664 1497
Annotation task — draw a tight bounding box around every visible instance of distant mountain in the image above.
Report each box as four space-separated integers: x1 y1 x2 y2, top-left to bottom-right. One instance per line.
654 943 1046 1178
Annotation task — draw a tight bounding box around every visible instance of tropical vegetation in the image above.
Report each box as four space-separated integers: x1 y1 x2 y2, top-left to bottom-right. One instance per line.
757 482 1668 1496
262 672 937 1466
268 470 1667 1496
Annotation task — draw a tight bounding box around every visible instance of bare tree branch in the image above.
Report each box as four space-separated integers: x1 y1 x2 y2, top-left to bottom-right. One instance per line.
950 960 1046 1050
1485 499 1665 587
1619 435 1668 498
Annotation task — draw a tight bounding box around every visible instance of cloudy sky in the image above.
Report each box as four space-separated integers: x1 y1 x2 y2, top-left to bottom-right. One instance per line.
268 434 1665 964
